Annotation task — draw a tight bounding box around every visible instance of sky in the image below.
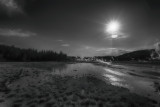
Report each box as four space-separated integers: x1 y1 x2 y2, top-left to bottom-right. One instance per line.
0 0 160 57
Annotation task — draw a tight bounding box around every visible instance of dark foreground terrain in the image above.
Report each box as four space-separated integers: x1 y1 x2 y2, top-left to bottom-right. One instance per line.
0 62 158 107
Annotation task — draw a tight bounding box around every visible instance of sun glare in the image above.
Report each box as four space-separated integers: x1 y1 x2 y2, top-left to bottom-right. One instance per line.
106 21 120 34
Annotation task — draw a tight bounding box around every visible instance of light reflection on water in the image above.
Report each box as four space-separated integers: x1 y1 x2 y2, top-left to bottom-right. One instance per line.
104 74 121 82
103 68 131 89
51 63 160 102
103 74 130 88
104 68 125 76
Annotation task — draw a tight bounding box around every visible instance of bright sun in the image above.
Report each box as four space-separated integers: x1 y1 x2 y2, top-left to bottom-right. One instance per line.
106 20 120 34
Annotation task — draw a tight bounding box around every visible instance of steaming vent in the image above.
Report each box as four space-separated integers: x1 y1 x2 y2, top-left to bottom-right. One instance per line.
151 42 160 60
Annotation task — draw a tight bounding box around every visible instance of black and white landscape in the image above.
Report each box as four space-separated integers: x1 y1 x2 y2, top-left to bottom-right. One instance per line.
0 0 160 107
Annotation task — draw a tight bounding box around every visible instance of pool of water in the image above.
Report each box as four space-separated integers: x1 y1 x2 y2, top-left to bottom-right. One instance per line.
51 62 160 102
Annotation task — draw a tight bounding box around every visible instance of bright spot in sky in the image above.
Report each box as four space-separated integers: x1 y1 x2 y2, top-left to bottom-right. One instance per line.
111 34 118 38
107 21 120 34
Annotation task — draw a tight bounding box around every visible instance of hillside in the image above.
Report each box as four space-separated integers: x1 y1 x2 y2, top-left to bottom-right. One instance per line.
116 49 155 61
95 49 158 61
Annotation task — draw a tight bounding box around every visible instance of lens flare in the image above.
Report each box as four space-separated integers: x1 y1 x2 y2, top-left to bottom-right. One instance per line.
111 34 118 38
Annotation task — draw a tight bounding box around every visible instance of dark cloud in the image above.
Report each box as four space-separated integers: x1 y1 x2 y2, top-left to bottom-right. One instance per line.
0 0 37 18
0 0 23 16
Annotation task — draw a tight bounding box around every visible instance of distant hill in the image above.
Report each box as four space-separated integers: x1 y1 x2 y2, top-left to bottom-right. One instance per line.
116 49 155 61
0 44 69 62
95 49 158 61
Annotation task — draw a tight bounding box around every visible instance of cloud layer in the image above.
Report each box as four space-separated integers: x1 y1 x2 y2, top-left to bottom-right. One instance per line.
84 46 129 56
57 40 63 42
0 28 36 37
61 44 70 47
96 48 129 56
0 0 23 15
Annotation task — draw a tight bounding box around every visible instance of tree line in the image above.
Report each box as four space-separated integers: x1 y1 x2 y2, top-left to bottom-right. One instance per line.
0 44 69 61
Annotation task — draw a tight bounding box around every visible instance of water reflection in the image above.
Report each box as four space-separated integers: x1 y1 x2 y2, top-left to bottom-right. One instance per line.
52 63 67 75
104 74 121 82
51 63 160 102
104 68 125 76
52 63 105 79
